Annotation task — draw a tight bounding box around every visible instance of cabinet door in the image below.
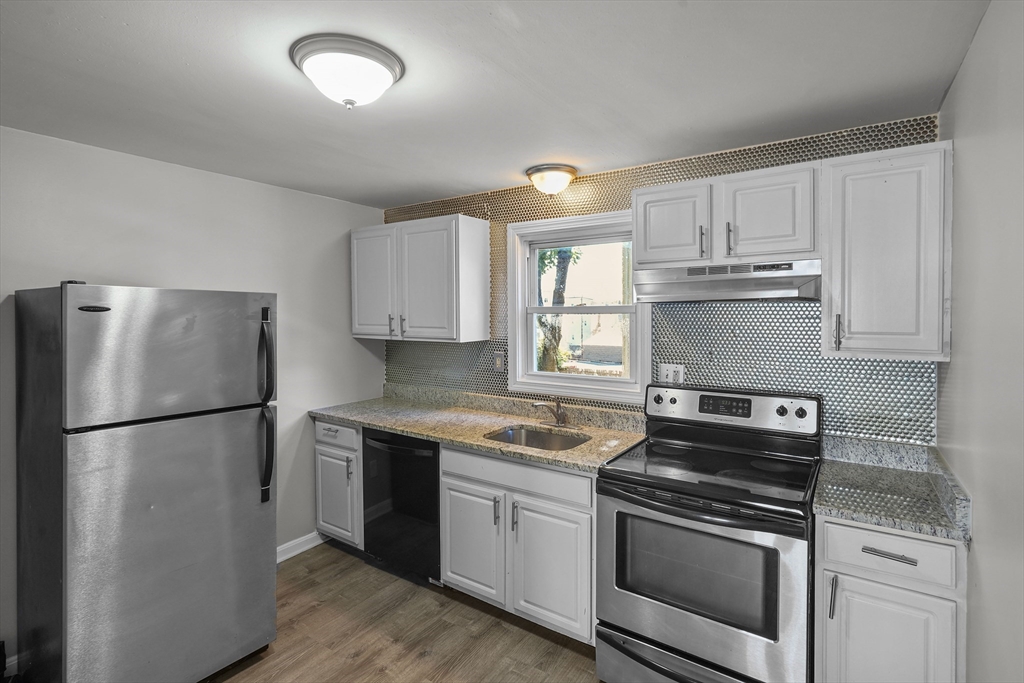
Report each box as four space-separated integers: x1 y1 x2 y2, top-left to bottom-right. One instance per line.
399 216 457 340
510 494 592 640
633 182 711 267
823 571 955 683
821 146 950 360
441 476 506 605
718 164 816 260
351 227 397 338
316 445 362 548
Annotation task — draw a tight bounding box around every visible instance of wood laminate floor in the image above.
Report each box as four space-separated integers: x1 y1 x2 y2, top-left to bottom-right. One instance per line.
210 541 598 683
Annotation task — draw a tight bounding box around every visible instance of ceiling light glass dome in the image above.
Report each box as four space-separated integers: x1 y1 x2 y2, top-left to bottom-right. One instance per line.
290 34 404 109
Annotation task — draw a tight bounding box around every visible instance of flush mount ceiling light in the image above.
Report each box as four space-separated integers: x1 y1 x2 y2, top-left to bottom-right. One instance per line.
290 34 404 109
525 164 578 195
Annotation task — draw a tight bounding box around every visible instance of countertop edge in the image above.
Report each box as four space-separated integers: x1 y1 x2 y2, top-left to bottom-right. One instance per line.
308 405 643 474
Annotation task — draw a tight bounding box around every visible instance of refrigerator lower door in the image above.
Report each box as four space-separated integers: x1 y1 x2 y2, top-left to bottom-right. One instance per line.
63 284 276 430
64 407 276 682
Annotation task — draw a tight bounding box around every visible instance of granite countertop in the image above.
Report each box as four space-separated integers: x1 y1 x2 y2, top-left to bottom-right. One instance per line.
814 439 971 546
308 397 645 473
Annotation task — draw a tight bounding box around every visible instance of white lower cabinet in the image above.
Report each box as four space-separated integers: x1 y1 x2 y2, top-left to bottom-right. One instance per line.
510 493 591 639
823 571 956 683
314 422 363 549
816 518 966 683
440 447 595 643
441 477 506 605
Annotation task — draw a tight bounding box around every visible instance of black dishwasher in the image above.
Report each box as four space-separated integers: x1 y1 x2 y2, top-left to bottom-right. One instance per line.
361 428 440 582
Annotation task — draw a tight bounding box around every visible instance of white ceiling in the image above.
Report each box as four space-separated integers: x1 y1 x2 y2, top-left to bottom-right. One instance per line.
0 1 988 209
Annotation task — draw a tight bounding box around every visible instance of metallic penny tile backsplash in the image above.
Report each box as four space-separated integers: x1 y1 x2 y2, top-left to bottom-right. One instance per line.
383 115 939 443
652 302 936 444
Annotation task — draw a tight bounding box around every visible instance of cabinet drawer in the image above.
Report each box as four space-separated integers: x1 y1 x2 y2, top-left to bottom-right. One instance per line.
441 447 591 508
823 521 956 588
315 421 359 450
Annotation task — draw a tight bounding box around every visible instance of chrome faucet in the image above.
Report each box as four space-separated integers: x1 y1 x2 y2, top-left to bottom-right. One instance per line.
532 399 574 428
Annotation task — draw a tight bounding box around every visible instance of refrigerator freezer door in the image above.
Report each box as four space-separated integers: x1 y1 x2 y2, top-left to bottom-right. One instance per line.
63 284 276 429
64 407 276 682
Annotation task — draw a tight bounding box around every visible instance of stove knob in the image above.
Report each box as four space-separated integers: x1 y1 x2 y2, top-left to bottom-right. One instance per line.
795 407 807 419
653 394 664 405
669 397 677 405
776 405 788 417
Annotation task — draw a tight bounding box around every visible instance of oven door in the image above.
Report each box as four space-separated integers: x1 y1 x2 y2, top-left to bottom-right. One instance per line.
597 481 808 683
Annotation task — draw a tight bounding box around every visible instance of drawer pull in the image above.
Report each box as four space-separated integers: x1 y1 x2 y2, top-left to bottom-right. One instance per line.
862 545 918 566
828 575 838 620
323 427 339 434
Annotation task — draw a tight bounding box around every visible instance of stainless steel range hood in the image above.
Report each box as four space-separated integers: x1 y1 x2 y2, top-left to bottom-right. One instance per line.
634 259 821 302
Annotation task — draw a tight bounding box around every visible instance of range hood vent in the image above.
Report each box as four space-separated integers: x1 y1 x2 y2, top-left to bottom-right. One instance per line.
634 259 821 302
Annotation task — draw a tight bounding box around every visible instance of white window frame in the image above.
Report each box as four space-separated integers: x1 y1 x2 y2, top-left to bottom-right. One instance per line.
507 210 651 404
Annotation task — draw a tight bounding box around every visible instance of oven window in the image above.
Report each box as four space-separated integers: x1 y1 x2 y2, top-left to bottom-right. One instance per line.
615 513 779 641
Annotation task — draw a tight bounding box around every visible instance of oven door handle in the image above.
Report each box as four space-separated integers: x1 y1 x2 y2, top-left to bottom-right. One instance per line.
598 481 805 537
596 628 704 683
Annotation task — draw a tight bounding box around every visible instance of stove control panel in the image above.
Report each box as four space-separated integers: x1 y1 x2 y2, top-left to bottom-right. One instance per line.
645 385 820 435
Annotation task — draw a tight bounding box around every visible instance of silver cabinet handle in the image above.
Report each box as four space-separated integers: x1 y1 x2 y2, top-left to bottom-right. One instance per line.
387 313 395 337
511 501 519 531
862 546 918 566
834 313 843 350
323 426 339 434
726 221 733 255
698 225 705 258
828 575 838 619
493 497 500 526
345 457 352 481
399 314 407 336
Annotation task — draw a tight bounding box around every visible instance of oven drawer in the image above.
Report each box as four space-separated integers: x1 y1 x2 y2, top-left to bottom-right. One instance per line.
315 421 359 450
822 521 956 588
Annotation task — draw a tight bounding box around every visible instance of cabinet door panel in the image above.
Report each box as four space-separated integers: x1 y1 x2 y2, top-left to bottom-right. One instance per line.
633 183 711 266
824 571 955 683
441 477 505 605
822 147 948 359
316 446 361 547
511 494 591 640
720 166 815 259
400 217 457 339
351 228 397 338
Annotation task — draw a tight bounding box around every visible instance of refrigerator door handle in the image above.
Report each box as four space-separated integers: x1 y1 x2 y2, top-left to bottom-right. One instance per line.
260 307 276 403
260 406 275 503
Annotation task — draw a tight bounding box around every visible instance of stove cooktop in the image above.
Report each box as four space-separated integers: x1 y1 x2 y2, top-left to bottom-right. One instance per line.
598 384 823 516
601 440 818 507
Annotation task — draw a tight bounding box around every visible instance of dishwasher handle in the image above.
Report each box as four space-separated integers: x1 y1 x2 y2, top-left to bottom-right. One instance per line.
364 437 435 458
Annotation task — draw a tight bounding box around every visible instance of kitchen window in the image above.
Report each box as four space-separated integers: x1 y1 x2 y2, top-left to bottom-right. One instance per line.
507 211 650 404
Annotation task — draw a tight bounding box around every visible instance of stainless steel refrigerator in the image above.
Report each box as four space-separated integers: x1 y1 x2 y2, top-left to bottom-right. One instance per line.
16 282 278 682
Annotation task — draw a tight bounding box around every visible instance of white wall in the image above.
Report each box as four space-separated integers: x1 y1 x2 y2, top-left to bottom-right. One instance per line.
0 126 385 661
937 2 1024 681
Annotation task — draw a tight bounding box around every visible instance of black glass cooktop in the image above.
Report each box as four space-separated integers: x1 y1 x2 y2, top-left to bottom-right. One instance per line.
601 439 818 506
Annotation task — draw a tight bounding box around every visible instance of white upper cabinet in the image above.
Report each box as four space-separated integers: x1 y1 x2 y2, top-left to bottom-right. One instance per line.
351 214 490 342
632 161 817 270
820 142 952 360
398 217 457 340
351 227 398 338
632 181 711 267
718 163 816 261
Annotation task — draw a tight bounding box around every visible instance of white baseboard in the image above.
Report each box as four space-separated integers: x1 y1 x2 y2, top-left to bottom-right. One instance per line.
276 531 324 564
5 652 19 675
365 499 393 524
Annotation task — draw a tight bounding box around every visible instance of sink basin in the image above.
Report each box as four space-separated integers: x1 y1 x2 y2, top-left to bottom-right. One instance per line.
484 425 591 451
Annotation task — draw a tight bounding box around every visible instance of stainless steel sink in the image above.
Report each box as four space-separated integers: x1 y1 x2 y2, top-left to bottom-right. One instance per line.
484 425 591 451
